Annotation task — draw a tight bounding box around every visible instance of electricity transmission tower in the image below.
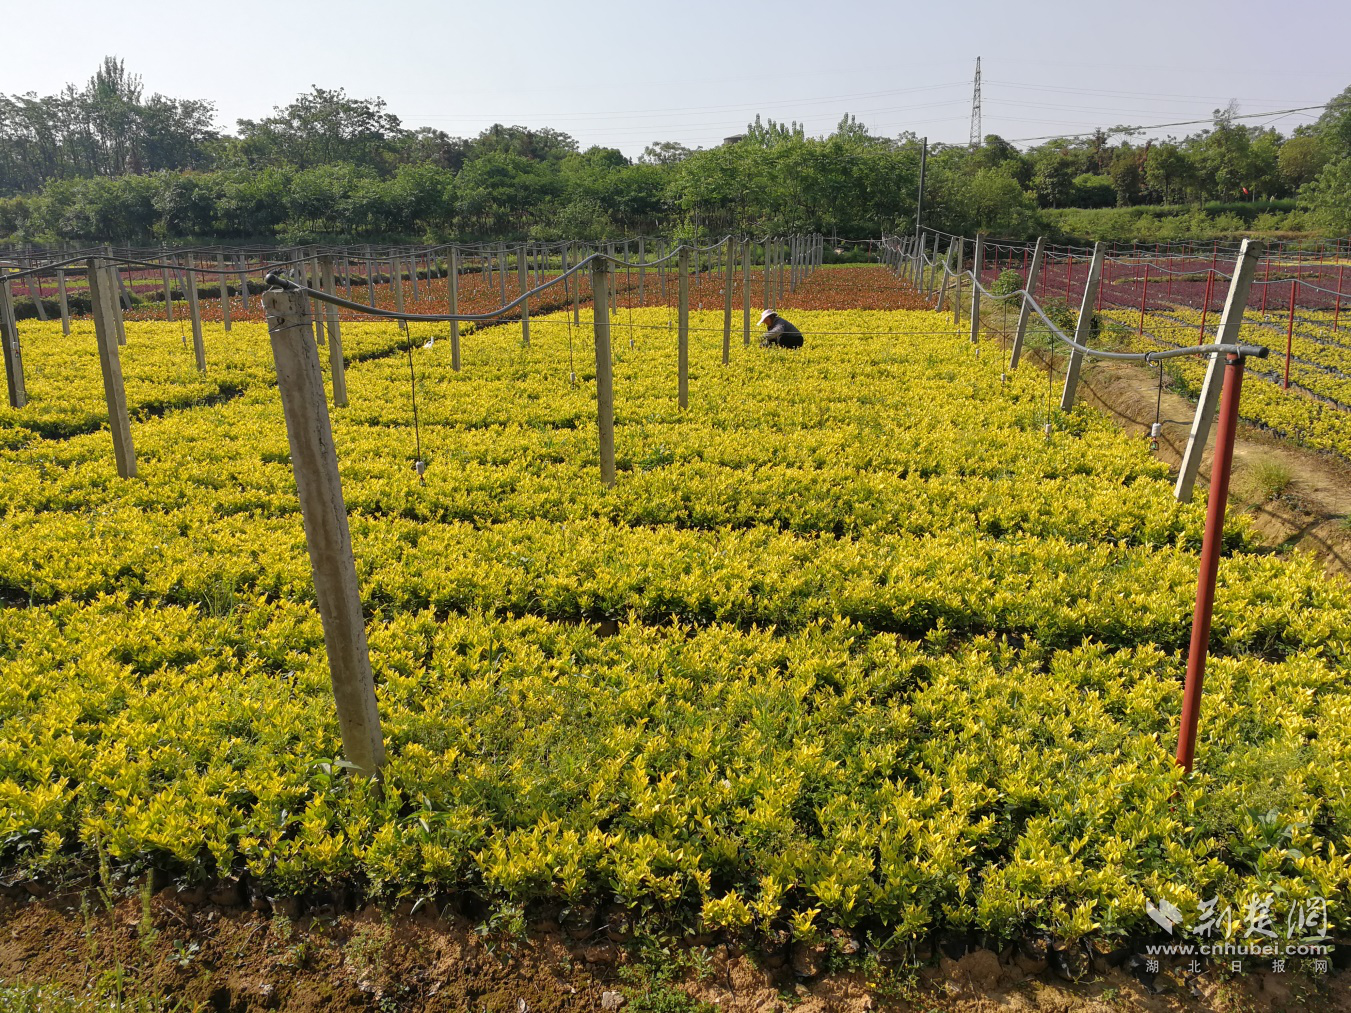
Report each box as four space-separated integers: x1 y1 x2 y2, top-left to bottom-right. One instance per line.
969 57 982 149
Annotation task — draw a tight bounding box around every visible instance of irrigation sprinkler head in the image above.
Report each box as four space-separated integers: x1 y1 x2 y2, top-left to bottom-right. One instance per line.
1044 423 1053 439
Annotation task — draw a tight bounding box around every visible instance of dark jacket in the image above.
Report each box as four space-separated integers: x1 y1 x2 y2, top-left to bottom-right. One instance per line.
761 314 803 348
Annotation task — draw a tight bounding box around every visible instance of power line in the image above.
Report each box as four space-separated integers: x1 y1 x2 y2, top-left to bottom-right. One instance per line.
1004 103 1329 143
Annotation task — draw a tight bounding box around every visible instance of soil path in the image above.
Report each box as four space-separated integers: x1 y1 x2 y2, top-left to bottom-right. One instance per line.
1072 356 1351 576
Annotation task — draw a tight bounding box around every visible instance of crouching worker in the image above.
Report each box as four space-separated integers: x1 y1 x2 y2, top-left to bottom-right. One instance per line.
759 308 804 348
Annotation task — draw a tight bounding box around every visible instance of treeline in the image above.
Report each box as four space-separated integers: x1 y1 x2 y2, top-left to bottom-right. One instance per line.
1 60 1349 244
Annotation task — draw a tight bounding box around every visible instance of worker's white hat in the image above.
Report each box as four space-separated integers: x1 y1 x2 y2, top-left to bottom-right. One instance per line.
758 309 776 325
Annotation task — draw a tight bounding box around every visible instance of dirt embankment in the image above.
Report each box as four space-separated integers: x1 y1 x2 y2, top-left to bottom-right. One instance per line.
1072 358 1351 577
2 888 1346 1013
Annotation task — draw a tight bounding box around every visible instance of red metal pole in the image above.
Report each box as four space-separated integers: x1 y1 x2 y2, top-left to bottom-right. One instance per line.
1335 264 1345 333
1138 264 1150 336
1198 270 1214 339
1284 279 1297 389
1176 352 1246 773
1260 253 1271 315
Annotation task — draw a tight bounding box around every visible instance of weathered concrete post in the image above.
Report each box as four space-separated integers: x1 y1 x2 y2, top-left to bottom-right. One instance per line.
262 285 385 778
219 254 233 332
969 235 985 343
589 259 616 487
87 261 135 477
57 269 71 335
1059 242 1106 411
0 278 27 408
319 255 347 407
1175 239 1264 503
742 239 752 346
518 250 530 348
186 265 206 372
1009 237 1046 369
678 246 690 409
448 248 461 372
723 239 734 365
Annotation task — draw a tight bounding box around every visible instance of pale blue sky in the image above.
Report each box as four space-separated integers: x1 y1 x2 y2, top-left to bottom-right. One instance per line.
2 0 1347 156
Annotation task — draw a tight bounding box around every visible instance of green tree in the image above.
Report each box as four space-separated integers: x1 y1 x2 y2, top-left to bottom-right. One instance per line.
1278 135 1329 189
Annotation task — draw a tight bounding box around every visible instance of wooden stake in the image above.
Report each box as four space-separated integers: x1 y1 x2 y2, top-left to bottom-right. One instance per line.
262 286 385 778
589 259 616 487
87 261 135 477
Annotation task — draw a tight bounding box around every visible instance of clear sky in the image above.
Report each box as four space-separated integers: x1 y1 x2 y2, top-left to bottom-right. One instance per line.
1 0 1347 156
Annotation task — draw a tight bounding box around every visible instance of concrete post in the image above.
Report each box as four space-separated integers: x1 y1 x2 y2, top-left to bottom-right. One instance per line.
638 237 646 302
572 244 581 325
589 259 616 487
519 248 531 348
448 248 461 372
763 240 772 310
29 270 49 321
678 247 690 409
1175 239 1264 503
742 239 752 346
57 269 71 335
1009 237 1046 369
320 256 347 407
393 261 406 332
969 235 984 342
936 239 954 311
262 286 385 778
498 243 508 307
238 255 251 312
161 256 175 322
184 263 206 373
1059 242 1106 411
723 239 734 365
218 254 232 332
951 239 964 325
0 278 26 408
87 261 135 477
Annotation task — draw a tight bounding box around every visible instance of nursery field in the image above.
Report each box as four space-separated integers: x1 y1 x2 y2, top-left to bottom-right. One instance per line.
1 302 1349 962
